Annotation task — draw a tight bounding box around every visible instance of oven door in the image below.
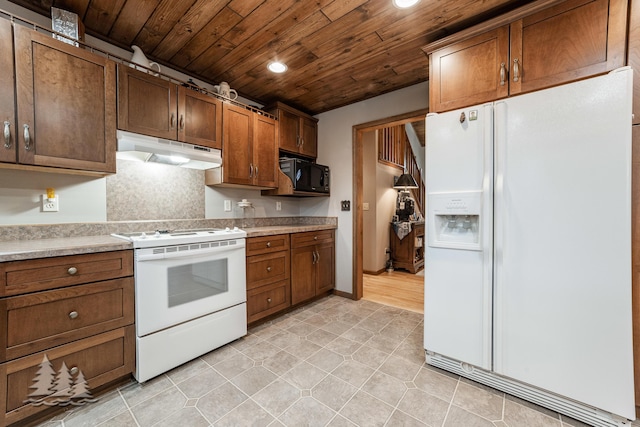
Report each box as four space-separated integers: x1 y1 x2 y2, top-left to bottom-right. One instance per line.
134 239 246 337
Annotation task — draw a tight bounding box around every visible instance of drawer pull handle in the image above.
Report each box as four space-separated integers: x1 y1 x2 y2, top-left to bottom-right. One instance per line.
499 62 506 86
67 267 78 275
69 311 79 319
69 366 79 376
513 58 520 82
3 121 10 149
23 124 31 151
266 241 271 248
267 266 272 272
267 298 272 303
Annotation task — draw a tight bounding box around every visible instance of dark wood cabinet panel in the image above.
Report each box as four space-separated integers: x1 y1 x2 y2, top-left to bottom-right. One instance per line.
266 102 318 159
246 234 290 257
510 0 626 95
290 245 317 305
290 230 335 305
221 102 253 186
117 65 177 139
0 19 15 164
425 0 627 112
429 27 509 112
14 25 116 172
253 113 278 188
178 88 222 149
246 251 289 290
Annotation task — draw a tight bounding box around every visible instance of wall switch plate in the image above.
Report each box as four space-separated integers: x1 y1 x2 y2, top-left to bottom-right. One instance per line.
341 200 351 211
363 202 369 211
276 201 281 211
42 195 59 212
224 200 231 212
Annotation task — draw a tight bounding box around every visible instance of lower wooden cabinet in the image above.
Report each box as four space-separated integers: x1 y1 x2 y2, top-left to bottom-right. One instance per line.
246 235 291 323
0 251 135 426
245 230 336 323
290 230 335 305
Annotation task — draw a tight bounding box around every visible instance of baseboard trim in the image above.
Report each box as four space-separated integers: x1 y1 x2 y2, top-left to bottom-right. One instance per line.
363 268 386 275
332 289 355 300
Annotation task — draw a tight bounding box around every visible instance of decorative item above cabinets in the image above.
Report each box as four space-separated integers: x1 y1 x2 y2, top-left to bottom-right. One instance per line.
265 102 318 159
1 19 116 174
423 0 627 113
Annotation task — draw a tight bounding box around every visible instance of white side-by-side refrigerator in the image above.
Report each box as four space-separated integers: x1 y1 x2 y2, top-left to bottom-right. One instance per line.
424 67 635 427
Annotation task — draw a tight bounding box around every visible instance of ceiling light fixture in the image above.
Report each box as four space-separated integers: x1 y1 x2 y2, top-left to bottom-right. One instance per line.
267 61 287 73
393 0 420 8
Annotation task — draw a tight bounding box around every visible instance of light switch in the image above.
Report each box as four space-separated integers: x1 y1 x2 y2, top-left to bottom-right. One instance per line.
363 202 369 211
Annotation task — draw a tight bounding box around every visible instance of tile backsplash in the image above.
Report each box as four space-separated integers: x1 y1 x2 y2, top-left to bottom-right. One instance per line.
106 159 205 221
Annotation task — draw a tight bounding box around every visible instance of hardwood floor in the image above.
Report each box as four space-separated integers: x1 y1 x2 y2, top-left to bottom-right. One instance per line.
362 270 424 314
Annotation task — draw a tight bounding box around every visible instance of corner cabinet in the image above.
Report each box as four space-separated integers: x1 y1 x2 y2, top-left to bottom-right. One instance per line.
0 251 135 426
117 64 222 149
426 0 627 112
266 102 318 159
1 21 117 173
205 103 278 188
290 230 335 305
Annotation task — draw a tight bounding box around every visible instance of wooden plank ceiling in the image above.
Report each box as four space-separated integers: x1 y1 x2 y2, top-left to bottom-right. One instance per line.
6 0 533 114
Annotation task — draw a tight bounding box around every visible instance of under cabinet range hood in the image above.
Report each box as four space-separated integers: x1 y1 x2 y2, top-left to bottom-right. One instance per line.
116 130 222 170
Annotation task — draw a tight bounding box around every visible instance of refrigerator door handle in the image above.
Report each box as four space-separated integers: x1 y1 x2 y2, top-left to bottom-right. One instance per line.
492 100 507 373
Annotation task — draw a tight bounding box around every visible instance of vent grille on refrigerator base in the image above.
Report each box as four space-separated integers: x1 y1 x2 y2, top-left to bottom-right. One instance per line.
425 352 632 427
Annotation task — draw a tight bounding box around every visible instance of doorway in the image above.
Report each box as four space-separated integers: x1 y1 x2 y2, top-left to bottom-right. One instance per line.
351 109 428 309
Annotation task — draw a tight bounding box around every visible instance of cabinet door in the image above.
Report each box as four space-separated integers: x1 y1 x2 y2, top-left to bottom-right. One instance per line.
429 26 509 112
0 19 15 164
278 109 300 153
253 113 278 188
300 116 318 158
509 0 627 95
14 25 116 172
117 64 177 140
290 245 316 305
222 103 252 185
315 242 335 295
178 87 222 149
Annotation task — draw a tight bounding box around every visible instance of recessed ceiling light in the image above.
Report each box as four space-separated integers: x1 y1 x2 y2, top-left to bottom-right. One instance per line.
268 61 287 73
393 0 420 8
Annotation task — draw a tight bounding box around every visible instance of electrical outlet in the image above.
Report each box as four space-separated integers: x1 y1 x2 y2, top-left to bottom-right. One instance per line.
276 201 281 211
224 200 232 212
42 195 59 212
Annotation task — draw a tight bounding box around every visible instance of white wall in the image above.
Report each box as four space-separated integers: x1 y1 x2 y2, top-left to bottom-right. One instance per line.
301 82 429 293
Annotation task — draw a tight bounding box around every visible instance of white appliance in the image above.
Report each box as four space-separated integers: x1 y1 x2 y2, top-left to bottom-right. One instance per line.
424 68 635 427
116 130 222 169
112 228 247 382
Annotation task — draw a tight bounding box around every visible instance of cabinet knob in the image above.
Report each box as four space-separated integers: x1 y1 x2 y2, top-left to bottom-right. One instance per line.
69 311 79 319
267 298 272 303
267 266 272 272
314 236 318 240
67 267 78 275
69 366 79 376
266 241 271 248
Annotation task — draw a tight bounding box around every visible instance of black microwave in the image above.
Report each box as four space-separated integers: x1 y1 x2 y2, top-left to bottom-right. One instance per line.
280 158 330 193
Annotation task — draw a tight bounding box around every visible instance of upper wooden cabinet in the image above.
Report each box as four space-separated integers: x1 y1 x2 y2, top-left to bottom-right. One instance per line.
117 65 222 149
266 102 318 159
0 19 15 165
4 23 117 173
425 0 627 112
205 103 278 188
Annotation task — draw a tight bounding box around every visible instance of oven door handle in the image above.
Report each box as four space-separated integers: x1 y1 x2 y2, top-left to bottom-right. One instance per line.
136 245 243 261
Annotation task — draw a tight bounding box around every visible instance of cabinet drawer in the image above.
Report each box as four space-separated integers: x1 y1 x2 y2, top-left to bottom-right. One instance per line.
247 251 289 290
0 250 134 297
247 280 290 323
291 230 334 248
1 326 134 426
246 234 290 256
0 278 134 362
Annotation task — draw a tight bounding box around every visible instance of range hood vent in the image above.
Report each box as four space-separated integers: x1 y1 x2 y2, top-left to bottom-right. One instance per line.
116 130 222 170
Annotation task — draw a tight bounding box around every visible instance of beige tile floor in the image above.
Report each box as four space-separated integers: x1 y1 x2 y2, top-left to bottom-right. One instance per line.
35 295 632 427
